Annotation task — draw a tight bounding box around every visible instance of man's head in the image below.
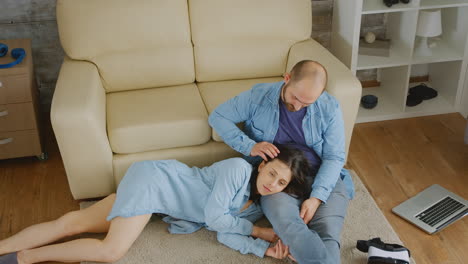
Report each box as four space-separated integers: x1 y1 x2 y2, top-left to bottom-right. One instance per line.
281 60 328 112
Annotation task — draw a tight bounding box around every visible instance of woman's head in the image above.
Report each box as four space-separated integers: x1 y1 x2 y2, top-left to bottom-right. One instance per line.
250 145 311 201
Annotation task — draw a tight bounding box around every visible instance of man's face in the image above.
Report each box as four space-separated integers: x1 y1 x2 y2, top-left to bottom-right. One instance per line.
282 75 323 112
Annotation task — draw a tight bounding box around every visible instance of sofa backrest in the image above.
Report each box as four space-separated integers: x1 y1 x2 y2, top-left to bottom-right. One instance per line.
189 0 312 82
56 0 195 92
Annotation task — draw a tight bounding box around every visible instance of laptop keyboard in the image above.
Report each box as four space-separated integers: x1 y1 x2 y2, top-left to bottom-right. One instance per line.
416 197 465 227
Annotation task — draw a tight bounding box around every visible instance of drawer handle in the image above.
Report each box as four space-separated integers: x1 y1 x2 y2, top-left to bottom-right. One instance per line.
0 81 2 87
0 138 13 145
0 110 8 117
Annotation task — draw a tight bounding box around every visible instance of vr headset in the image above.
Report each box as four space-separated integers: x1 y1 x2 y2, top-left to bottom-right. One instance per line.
0 43 26 69
357 237 411 264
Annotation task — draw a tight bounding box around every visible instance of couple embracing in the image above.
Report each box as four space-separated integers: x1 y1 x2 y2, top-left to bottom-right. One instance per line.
0 60 353 264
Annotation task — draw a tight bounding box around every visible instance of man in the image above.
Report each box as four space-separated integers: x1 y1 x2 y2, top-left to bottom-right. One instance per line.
209 60 354 264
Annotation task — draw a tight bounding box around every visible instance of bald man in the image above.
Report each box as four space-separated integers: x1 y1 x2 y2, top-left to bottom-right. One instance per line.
209 60 354 264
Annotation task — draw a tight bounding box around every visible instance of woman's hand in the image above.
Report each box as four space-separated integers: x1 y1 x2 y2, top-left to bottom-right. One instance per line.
265 240 290 259
252 226 278 243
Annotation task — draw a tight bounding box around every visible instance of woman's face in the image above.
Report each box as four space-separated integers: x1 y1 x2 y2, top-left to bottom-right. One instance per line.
256 159 292 196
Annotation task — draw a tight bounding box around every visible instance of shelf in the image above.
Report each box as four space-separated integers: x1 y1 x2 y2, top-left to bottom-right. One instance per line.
358 86 404 122
405 94 456 114
357 84 457 123
332 0 468 123
356 65 409 123
405 77 458 112
412 41 464 64
420 0 468 9
357 53 410 70
357 10 417 70
362 0 417 14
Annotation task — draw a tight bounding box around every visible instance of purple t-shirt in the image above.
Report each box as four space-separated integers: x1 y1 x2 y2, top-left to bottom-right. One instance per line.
273 99 322 174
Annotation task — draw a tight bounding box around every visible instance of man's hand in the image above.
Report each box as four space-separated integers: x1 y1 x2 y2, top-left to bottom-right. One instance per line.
250 142 280 161
300 197 322 224
252 226 279 243
265 240 290 259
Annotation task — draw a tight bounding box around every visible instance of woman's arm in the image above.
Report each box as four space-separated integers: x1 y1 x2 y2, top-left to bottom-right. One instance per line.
217 232 291 259
251 226 278 242
216 232 270 258
203 159 254 236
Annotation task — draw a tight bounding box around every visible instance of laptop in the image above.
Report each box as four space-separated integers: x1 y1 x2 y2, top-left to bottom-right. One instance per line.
392 184 468 234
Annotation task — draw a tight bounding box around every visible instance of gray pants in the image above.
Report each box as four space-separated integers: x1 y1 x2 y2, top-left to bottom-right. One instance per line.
261 179 349 264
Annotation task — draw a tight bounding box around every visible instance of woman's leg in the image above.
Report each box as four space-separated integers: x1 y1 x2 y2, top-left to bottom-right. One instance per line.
0 194 116 255
17 213 152 264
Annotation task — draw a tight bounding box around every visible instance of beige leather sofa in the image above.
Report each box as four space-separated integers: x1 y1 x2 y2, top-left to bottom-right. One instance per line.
51 0 362 199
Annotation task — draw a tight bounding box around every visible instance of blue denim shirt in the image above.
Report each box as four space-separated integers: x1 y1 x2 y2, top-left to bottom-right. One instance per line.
209 81 354 202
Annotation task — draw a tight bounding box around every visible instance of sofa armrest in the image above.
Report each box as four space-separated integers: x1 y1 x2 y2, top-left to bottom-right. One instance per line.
51 57 114 199
287 39 362 159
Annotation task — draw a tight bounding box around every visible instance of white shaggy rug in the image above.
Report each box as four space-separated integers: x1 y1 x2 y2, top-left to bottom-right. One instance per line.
81 171 415 264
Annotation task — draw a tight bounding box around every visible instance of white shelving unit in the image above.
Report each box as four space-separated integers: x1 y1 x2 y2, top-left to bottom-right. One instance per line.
331 0 468 123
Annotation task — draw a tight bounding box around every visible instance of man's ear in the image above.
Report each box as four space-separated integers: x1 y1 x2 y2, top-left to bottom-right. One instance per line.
258 160 266 172
283 73 291 84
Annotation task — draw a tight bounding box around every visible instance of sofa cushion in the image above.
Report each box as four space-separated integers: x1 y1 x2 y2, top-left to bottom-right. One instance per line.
189 0 311 82
198 77 283 142
107 84 211 154
57 0 194 92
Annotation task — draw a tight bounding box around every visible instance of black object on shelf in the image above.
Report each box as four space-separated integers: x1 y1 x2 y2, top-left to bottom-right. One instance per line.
406 83 438 107
406 93 423 107
409 83 438 100
361 95 378 109
383 0 410 8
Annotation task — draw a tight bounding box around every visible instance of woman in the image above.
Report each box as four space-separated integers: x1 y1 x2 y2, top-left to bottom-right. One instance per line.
0 146 311 264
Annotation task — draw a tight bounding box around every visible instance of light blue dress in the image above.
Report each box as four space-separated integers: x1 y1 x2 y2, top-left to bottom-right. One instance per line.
107 158 270 257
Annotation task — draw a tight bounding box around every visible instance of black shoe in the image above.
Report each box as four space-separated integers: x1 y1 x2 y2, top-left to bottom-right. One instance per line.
409 83 438 100
383 0 410 7
0 252 18 264
383 0 399 7
406 93 423 107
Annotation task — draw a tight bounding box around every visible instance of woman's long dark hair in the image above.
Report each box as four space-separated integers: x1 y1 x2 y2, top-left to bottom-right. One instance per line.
249 145 312 202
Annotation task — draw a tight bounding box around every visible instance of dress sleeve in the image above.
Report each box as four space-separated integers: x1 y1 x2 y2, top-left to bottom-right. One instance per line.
216 232 270 258
204 158 254 236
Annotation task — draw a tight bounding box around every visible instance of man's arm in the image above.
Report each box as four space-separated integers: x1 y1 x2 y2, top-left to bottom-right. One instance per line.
208 90 257 156
300 102 346 224
209 88 280 160
310 103 346 202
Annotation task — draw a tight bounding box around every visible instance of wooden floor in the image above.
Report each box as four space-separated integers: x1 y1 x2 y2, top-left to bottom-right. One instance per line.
0 113 467 264
348 113 468 264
